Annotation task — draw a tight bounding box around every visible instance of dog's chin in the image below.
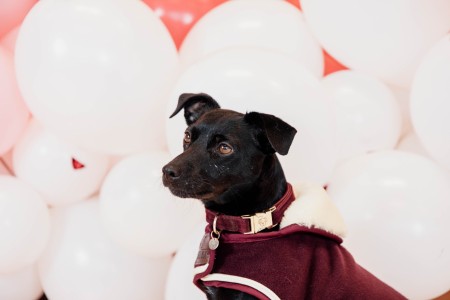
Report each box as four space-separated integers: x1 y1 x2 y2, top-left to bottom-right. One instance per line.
166 185 215 201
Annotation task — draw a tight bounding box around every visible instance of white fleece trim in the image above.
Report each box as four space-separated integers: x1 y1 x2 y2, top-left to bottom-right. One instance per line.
194 264 209 275
280 182 347 238
201 273 280 300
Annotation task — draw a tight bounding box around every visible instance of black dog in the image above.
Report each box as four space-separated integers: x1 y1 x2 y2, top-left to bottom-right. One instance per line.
163 93 405 300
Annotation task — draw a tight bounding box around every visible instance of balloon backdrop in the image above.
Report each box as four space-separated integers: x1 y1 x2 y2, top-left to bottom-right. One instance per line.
327 151 450 299
0 0 37 38
165 224 207 300
0 175 50 274
143 0 228 49
39 200 171 300
410 34 450 170
396 132 429 157
0 46 30 156
15 0 178 155
13 120 111 207
321 70 402 162
0 151 14 175
285 0 301 10
323 49 348 76
302 0 450 87
166 47 337 184
178 0 323 77
1 1 449 299
0 264 42 300
100 152 204 258
0 162 8 176
273 0 349 76
389 85 412 137
0 26 20 53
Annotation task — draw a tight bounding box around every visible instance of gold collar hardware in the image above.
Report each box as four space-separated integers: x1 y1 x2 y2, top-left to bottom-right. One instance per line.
241 206 277 234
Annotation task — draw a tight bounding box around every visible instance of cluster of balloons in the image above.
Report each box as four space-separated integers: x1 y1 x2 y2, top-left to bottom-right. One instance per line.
0 0 449 299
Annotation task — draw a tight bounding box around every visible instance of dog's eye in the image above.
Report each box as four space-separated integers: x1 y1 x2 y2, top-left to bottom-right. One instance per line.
184 132 191 144
218 143 233 155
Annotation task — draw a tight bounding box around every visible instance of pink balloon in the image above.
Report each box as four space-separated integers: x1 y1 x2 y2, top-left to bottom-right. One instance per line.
0 151 14 175
0 46 30 155
0 26 20 53
0 162 8 176
0 0 37 37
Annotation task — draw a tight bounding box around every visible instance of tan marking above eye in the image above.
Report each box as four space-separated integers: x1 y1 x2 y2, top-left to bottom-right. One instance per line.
184 132 191 144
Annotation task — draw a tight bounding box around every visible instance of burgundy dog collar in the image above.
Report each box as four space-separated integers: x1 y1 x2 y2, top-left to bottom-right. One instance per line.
205 183 295 234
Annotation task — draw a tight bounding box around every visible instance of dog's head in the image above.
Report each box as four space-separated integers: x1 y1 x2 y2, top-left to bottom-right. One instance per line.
162 93 297 206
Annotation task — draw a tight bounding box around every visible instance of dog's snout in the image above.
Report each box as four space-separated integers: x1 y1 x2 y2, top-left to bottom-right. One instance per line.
162 165 181 180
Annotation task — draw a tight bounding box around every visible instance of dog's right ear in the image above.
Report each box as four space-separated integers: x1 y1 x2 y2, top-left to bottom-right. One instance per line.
245 112 297 155
169 93 221 125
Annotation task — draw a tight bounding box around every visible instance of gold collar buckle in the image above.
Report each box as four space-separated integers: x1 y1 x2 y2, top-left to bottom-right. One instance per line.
241 206 277 234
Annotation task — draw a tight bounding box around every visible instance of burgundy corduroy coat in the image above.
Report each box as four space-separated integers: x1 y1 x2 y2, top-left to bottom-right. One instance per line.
193 182 406 300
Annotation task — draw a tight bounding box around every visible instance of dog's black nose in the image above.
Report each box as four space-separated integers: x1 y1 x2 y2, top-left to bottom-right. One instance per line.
162 165 180 180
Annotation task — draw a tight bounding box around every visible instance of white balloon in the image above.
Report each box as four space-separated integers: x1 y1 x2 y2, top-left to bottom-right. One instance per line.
100 151 204 258
321 70 402 162
13 119 111 206
410 34 450 170
0 264 43 300
327 151 450 299
396 131 429 157
39 200 171 300
388 85 412 137
165 224 207 300
166 48 337 184
0 175 50 274
179 0 323 77
302 0 450 87
15 0 178 155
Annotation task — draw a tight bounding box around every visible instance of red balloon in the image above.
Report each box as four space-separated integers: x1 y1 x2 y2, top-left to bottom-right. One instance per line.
323 49 348 75
285 0 302 10
142 0 228 49
72 158 85 170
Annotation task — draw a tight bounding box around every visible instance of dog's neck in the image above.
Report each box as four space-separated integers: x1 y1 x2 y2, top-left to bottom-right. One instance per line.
203 155 287 216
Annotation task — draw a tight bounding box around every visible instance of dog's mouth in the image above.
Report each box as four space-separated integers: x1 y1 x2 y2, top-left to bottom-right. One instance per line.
168 187 215 201
164 178 216 201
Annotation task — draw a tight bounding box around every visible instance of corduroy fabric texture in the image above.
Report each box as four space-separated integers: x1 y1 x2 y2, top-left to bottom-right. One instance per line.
194 224 405 299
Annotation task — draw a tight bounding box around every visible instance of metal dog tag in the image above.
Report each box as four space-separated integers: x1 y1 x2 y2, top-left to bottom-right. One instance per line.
208 237 220 250
209 216 221 250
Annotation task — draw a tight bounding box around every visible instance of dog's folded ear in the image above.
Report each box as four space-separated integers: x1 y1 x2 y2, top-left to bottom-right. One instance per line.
170 93 221 125
244 112 297 155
